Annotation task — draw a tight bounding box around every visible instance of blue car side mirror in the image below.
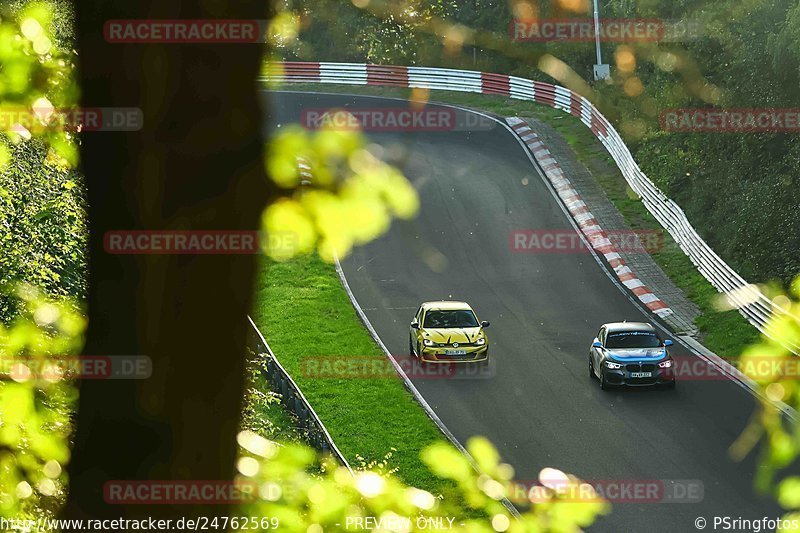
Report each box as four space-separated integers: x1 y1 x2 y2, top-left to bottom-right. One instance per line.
592 341 602 348
664 339 673 346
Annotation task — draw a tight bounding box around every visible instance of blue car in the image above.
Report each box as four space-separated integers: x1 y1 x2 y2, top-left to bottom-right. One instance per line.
589 322 676 390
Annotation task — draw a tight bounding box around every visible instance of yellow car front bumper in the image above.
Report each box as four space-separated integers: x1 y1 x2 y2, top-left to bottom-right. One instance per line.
419 346 488 363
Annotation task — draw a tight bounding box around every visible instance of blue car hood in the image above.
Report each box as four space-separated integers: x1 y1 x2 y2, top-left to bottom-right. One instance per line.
607 347 667 363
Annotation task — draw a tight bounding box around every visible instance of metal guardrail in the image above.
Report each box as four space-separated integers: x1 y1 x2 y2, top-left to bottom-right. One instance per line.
247 315 353 474
262 61 798 353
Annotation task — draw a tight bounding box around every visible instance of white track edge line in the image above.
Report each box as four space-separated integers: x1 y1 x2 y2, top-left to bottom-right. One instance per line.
270 88 797 439
501 116 798 423
333 257 522 518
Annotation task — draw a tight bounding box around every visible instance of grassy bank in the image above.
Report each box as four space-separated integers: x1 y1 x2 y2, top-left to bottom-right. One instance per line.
272 82 759 358
241 352 307 445
250 253 454 492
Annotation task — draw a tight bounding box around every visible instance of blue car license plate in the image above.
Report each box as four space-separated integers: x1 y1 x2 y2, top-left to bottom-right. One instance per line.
630 372 652 378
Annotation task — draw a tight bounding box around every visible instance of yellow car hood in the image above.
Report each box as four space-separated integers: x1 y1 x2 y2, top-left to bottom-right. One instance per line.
421 327 483 344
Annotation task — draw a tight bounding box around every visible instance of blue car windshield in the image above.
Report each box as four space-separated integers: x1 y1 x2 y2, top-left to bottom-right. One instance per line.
605 331 662 349
423 310 479 328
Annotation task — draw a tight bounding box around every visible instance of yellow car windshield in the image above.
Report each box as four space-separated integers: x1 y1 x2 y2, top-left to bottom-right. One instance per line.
423 310 479 328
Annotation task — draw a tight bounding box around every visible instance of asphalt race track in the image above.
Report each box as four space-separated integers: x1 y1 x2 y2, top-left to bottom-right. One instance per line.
268 90 778 532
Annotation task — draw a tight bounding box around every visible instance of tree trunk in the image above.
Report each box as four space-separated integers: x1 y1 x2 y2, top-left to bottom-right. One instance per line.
64 0 273 521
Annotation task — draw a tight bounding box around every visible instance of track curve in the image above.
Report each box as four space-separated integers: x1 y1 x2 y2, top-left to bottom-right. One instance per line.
268 90 776 532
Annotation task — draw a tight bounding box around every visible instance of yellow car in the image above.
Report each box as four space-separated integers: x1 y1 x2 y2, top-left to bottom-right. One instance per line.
409 301 490 364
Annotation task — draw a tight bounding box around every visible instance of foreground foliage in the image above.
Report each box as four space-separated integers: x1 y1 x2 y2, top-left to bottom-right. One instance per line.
732 277 800 521
0 287 84 519
1 1 798 531
237 432 609 533
0 287 612 529
0 1 82 325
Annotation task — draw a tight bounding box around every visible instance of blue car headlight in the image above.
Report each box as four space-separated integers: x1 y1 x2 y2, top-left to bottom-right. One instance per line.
658 360 673 368
605 361 623 369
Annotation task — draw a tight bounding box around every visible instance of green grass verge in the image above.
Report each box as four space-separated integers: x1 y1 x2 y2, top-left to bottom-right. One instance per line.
250 254 454 493
273 82 760 358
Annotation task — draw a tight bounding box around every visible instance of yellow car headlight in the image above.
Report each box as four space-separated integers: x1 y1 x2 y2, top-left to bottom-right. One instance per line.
476 338 486 345
423 339 434 347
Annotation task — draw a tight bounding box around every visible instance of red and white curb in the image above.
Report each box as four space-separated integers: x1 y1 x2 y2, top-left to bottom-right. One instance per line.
507 117 673 319
265 61 793 349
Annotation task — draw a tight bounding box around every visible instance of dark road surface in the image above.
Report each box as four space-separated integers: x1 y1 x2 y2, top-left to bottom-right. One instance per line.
268 90 778 532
